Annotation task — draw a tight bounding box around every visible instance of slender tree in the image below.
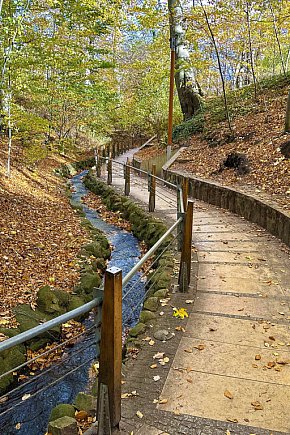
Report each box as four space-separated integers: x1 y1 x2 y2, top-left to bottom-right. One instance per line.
168 0 202 120
199 0 233 134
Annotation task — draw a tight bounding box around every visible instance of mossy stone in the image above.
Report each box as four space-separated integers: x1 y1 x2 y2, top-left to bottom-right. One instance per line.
77 272 101 295
37 286 63 315
91 257 106 272
53 289 70 309
154 289 169 298
153 279 171 292
49 404 76 422
143 297 159 312
0 327 20 338
129 322 146 337
151 271 171 285
14 304 60 340
48 416 78 435
0 346 26 394
0 358 14 394
74 392 96 416
139 310 156 323
68 295 85 312
83 242 106 260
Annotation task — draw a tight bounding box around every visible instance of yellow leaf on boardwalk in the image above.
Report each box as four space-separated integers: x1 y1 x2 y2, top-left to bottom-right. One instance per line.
173 308 188 319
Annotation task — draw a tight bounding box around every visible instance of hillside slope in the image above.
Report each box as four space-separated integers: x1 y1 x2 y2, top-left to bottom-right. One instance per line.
0 152 87 326
172 74 290 210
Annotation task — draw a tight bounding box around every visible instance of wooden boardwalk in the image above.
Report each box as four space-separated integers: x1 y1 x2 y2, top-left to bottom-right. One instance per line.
104 150 290 434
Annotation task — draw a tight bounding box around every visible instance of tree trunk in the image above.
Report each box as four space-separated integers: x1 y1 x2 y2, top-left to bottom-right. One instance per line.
285 90 290 133
200 0 233 135
168 0 201 121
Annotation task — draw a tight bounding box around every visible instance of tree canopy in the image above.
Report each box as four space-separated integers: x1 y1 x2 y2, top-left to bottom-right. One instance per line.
0 0 289 164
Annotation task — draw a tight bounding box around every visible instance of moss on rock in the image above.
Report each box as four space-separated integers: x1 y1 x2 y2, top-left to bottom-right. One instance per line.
154 289 169 298
49 404 76 422
139 310 156 323
37 286 64 315
143 297 159 312
129 322 146 337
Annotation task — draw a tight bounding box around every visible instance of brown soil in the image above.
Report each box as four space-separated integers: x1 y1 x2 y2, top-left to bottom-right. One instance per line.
134 143 166 161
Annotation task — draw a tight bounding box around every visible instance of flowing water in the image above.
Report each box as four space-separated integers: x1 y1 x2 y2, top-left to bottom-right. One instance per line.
0 171 144 435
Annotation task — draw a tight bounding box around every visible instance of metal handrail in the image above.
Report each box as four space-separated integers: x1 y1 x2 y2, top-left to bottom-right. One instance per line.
0 294 102 353
97 155 179 191
122 216 182 287
0 150 185 355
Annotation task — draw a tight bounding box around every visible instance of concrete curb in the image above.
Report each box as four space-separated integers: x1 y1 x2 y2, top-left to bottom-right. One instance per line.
162 153 290 247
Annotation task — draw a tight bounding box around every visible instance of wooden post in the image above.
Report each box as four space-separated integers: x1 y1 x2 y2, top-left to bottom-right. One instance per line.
148 164 156 212
182 177 189 212
177 185 183 251
179 200 193 292
124 158 130 196
107 154 112 185
112 143 116 159
97 267 122 431
97 150 101 178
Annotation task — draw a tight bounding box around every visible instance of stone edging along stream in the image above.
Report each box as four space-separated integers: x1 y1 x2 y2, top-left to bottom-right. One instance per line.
83 171 175 340
47 171 176 433
162 150 290 247
0 158 110 397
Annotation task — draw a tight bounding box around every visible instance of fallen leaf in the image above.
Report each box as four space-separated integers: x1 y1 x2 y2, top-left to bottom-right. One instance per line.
148 340 155 346
158 398 168 404
175 326 185 332
173 307 189 319
153 375 160 381
226 418 238 423
150 364 157 369
15 423 21 430
255 354 261 360
153 352 164 359
75 411 88 420
185 300 194 304
251 401 263 410
0 319 9 325
276 358 290 365
184 348 192 353
193 344 206 351
21 394 31 401
224 390 233 400
136 411 143 419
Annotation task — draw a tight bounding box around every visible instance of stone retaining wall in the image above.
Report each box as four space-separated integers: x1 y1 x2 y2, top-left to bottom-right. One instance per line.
162 158 290 247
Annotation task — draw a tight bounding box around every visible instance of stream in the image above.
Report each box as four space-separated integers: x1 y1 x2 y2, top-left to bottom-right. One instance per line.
0 170 145 435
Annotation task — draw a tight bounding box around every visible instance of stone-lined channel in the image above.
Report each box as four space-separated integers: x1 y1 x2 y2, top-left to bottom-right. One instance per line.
0 170 144 435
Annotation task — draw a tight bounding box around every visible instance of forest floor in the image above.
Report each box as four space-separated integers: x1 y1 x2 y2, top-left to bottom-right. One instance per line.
172 84 290 211
0 148 87 327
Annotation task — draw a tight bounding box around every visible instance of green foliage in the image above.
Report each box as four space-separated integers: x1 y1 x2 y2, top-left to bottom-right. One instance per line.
173 112 205 142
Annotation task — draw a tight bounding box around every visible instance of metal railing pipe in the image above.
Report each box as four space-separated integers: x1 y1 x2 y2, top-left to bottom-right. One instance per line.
122 216 183 287
0 296 102 353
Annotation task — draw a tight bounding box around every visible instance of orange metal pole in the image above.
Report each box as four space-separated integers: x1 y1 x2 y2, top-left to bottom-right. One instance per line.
168 49 175 147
